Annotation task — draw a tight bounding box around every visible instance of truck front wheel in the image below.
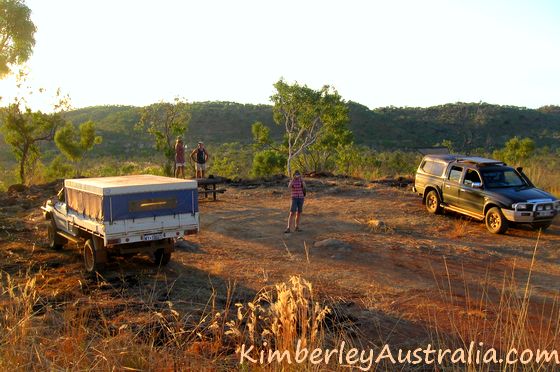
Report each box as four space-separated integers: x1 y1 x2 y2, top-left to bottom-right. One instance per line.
485 207 509 234
47 218 66 250
83 239 104 273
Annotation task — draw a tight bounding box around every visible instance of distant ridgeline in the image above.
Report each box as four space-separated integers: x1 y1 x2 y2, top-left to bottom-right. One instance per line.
1 101 560 161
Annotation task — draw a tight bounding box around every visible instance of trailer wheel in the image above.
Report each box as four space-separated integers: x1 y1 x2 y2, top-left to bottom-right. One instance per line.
47 218 66 250
83 239 103 273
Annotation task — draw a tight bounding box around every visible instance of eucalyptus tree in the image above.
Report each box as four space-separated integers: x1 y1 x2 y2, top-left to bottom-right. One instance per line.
270 79 348 175
0 0 36 77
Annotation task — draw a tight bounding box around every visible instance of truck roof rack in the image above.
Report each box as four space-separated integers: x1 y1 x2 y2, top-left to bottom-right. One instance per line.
422 154 506 166
455 157 506 166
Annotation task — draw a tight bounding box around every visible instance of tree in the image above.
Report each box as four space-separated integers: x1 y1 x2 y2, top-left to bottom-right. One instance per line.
55 120 102 174
136 98 191 175
0 0 36 77
0 103 64 183
300 120 352 173
270 79 348 175
493 136 535 165
251 121 273 149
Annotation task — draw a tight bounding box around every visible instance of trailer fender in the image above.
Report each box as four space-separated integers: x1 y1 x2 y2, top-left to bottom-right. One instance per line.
92 235 108 264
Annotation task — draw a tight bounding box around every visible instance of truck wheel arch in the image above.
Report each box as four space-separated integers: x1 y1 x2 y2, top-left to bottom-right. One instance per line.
423 186 441 204
483 202 502 216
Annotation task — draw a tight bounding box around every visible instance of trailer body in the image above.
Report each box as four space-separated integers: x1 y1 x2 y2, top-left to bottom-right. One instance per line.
42 175 199 271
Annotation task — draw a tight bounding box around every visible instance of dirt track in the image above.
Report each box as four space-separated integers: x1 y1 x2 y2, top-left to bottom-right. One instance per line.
1 178 560 351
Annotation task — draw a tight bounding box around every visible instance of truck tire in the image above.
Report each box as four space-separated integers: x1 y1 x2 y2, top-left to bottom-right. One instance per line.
425 190 442 214
531 221 552 231
83 239 104 273
47 218 66 250
485 207 509 234
154 248 172 266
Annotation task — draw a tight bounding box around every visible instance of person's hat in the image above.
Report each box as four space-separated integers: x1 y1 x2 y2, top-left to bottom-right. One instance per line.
177 136 183 141
198 141 204 145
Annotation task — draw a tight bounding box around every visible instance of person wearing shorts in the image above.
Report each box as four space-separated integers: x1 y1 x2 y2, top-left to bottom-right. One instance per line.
285 170 306 233
174 136 186 178
190 141 209 178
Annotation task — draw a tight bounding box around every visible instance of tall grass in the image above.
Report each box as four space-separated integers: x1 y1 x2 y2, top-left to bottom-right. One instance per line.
428 235 560 371
225 276 332 370
0 272 337 370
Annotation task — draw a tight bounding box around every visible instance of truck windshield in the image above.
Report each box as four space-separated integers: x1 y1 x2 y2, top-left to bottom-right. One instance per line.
481 169 526 188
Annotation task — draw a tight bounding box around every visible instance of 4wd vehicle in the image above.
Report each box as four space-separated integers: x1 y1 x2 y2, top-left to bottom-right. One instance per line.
413 155 559 234
42 175 199 272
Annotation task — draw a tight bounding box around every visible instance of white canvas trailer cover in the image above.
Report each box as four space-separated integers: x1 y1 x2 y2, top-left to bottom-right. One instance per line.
65 175 197 195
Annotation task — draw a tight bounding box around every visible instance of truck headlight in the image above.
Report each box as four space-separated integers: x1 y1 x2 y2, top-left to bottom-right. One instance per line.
513 203 532 211
555 201 560 210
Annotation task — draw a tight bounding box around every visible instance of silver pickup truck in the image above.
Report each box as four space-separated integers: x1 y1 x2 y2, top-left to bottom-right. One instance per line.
42 175 199 272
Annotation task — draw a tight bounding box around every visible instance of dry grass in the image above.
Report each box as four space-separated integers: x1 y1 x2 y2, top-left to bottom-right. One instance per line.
428 234 560 371
225 276 332 370
524 162 560 198
0 272 340 371
448 219 469 239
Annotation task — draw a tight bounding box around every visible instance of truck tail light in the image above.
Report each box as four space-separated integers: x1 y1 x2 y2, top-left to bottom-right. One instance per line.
107 238 120 245
184 229 197 236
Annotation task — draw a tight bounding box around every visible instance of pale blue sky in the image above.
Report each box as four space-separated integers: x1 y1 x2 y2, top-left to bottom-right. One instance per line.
1 0 559 110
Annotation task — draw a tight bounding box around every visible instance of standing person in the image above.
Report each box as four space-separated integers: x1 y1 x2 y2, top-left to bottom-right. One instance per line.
285 170 306 233
190 141 209 178
174 136 186 178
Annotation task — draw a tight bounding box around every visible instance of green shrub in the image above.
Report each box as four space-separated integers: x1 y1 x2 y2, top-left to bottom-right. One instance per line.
45 155 75 180
251 150 286 177
208 143 252 179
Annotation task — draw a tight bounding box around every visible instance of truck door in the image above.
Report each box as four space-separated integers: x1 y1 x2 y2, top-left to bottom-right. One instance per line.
52 188 69 231
460 168 485 215
443 165 463 207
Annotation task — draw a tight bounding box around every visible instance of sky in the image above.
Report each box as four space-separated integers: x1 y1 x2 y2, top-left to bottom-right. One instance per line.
1 0 559 111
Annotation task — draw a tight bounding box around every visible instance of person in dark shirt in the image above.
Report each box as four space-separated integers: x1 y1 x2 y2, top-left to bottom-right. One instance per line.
190 141 209 178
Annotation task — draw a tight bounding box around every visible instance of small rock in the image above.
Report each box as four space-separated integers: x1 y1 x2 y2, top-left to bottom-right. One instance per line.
367 219 386 229
368 219 389 232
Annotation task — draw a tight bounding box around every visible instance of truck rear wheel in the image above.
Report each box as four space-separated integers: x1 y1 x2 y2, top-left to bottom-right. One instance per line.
83 239 104 273
154 248 172 266
485 207 509 234
47 218 66 250
425 190 442 214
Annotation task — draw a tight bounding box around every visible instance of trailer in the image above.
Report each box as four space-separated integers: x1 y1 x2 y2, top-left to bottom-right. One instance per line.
41 175 199 272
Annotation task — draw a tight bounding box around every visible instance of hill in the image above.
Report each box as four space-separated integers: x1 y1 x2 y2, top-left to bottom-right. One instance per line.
58 101 560 152
2 101 560 162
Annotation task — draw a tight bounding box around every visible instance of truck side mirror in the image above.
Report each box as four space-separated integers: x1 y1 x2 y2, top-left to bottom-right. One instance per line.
516 167 523 173
472 182 483 189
